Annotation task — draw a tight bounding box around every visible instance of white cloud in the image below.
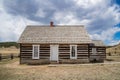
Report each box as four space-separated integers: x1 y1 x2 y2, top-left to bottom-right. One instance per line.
90 27 120 45
73 0 109 9
0 5 41 42
108 40 120 46
54 12 80 25
53 11 91 26
1 0 120 46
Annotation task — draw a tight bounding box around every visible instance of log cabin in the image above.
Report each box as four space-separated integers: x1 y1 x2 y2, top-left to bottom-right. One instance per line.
18 22 106 64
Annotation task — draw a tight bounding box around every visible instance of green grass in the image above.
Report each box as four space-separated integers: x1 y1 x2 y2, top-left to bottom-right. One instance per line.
0 42 19 48
0 57 120 80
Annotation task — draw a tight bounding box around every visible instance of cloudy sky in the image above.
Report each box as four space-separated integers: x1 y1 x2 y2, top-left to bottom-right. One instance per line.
0 0 120 45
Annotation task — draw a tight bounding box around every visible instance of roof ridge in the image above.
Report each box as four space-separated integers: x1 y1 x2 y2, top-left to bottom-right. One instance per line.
27 25 84 27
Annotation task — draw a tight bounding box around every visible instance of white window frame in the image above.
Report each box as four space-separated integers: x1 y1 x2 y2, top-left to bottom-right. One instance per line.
70 45 77 59
92 48 97 54
32 45 40 59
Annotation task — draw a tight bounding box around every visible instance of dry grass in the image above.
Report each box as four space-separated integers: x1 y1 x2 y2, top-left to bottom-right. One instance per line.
0 58 120 80
106 56 120 62
0 47 19 55
0 47 120 80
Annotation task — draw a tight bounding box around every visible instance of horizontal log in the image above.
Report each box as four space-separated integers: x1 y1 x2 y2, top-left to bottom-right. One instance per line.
59 54 70 55
40 54 50 56
59 52 70 53
59 50 70 51
40 53 50 54
89 50 105 52
59 45 69 46
40 49 50 50
21 52 32 54
59 55 70 56
89 52 106 53
21 56 32 58
59 57 70 59
77 54 88 56
21 53 32 55
21 44 32 46
21 48 32 50
77 45 88 46
40 51 50 53
77 50 88 52
40 57 50 59
77 57 88 59
21 50 32 52
59 46 69 47
78 55 88 57
59 51 70 52
59 48 70 49
90 55 106 56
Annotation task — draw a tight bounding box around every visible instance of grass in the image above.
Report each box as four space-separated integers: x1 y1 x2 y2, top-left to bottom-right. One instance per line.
0 47 19 55
106 56 120 62
0 57 120 80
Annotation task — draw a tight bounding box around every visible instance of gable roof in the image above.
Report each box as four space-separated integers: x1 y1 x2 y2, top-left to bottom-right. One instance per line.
92 40 105 46
18 25 92 44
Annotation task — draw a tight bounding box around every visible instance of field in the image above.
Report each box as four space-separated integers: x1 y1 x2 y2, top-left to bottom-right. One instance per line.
0 47 19 55
0 57 120 80
0 47 120 80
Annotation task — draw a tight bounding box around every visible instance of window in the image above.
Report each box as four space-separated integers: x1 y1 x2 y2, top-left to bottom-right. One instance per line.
92 48 97 54
70 45 77 59
32 45 39 59
71 46 75 57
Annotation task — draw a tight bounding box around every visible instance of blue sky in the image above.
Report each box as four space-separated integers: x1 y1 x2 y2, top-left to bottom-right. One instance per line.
0 0 120 45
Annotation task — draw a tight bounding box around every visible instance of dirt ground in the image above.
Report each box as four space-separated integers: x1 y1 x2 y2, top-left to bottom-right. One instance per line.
0 59 120 80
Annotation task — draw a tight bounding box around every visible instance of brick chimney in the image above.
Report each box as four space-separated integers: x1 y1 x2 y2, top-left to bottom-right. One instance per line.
50 21 54 27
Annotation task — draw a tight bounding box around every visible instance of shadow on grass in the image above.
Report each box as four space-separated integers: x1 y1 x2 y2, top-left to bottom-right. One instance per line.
105 59 114 61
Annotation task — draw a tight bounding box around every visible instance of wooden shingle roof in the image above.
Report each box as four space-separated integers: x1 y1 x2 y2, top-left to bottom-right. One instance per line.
92 40 105 46
18 25 92 44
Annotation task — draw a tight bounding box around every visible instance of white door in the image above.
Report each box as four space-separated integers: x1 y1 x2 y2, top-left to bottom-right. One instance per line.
50 45 59 61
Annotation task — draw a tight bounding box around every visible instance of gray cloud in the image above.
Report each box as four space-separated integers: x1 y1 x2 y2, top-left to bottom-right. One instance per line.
3 0 75 24
3 0 38 16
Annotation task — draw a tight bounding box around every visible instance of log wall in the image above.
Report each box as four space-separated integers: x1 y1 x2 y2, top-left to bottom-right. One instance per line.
21 44 32 60
89 46 106 62
20 43 106 64
20 44 50 64
77 44 89 59
59 44 70 59
59 44 89 63
40 44 50 59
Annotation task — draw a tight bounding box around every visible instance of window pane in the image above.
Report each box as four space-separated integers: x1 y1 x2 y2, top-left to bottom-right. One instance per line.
33 45 39 59
92 48 97 54
71 46 75 57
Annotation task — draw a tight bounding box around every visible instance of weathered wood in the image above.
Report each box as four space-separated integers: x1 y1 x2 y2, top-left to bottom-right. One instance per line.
20 44 50 64
77 44 89 59
59 44 70 59
40 44 50 59
89 46 106 62
20 44 22 64
0 54 2 61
